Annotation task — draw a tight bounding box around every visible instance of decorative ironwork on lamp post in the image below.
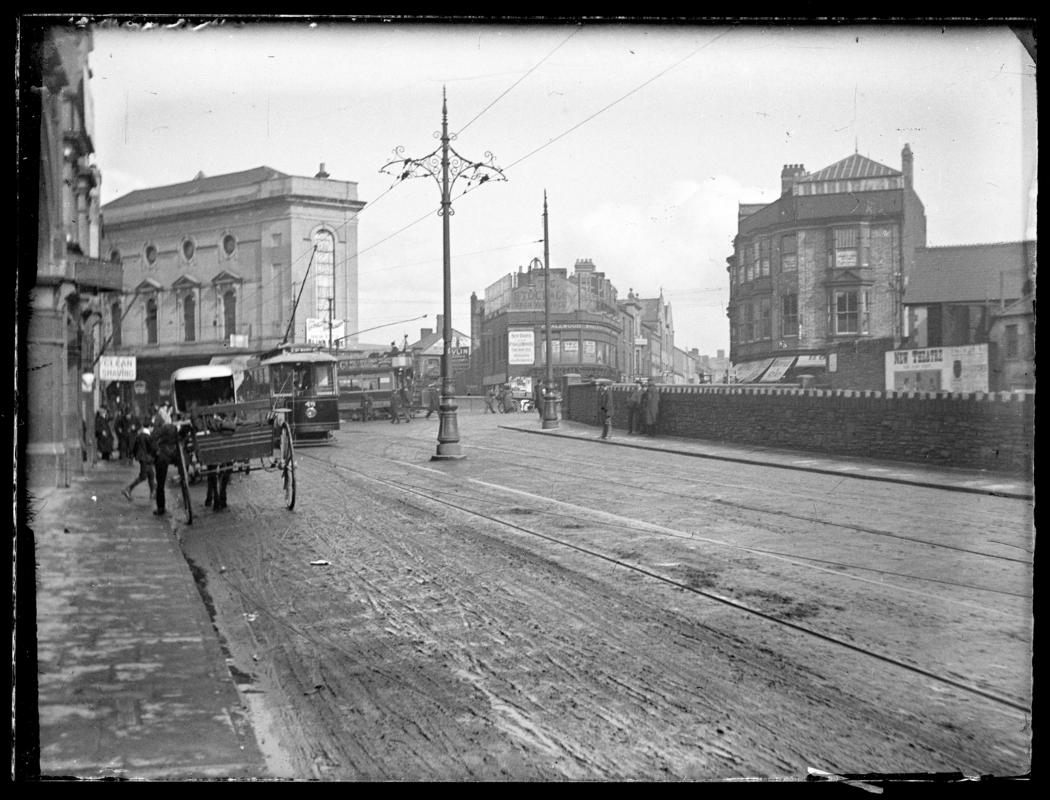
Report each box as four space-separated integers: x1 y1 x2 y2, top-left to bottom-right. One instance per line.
382 87 506 461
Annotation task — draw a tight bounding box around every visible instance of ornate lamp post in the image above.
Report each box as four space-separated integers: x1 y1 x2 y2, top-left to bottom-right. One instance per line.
382 88 505 460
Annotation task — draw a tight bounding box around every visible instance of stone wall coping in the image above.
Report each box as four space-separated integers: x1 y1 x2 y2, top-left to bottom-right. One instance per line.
603 383 1033 404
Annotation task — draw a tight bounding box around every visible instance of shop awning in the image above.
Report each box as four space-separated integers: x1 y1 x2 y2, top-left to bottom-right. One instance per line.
760 356 797 382
732 358 774 383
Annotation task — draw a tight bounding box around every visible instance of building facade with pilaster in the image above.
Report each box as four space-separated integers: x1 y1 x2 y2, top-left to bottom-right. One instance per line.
100 164 364 408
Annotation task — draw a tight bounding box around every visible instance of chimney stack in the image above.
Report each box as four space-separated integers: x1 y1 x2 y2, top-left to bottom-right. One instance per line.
901 144 913 189
315 162 330 179
781 163 807 195
420 328 433 340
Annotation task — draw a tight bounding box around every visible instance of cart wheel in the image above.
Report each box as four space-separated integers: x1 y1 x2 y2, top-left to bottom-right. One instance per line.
178 442 194 525
280 423 296 510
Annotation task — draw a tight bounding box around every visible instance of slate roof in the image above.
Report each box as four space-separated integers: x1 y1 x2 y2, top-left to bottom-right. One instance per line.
797 153 900 183
905 242 1036 304
103 166 290 210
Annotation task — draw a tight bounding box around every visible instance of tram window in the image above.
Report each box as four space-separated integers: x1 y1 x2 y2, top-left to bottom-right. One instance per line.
271 365 294 395
315 365 335 394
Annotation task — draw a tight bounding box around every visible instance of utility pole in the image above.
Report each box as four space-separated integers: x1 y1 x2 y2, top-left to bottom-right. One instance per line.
541 191 558 429
381 87 506 461
328 296 334 350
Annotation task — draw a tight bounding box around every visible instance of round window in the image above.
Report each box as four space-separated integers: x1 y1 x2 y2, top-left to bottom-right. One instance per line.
182 239 196 261
144 244 157 265
222 234 237 256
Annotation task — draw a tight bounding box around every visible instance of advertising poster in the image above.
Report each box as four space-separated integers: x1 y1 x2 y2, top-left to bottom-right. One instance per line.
508 330 536 365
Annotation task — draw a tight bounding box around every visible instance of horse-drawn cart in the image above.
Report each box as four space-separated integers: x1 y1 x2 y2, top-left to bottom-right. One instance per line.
170 365 296 524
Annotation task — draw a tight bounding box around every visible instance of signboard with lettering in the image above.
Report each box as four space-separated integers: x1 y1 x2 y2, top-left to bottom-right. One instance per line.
508 330 535 365
306 317 345 346
99 355 136 381
885 344 988 393
134 380 147 395
450 346 470 371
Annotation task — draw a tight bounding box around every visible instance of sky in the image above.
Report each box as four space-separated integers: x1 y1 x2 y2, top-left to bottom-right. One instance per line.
84 18 1037 356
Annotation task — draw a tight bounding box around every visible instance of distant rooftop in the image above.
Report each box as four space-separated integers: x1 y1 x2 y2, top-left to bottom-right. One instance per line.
905 241 1036 304
797 153 900 183
103 166 292 210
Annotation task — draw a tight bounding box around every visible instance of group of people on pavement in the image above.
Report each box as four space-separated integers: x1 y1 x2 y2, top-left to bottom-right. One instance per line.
615 379 660 438
484 384 521 414
93 403 145 463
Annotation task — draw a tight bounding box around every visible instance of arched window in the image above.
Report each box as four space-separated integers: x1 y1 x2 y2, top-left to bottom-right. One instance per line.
111 300 122 348
183 294 196 342
223 289 237 340
146 297 158 344
313 229 335 318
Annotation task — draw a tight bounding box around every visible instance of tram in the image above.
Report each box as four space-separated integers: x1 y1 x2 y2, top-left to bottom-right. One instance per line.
239 345 340 444
336 352 418 420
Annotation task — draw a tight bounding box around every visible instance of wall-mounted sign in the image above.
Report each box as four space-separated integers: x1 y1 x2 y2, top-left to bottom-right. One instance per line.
134 380 147 395
508 330 535 365
305 318 344 346
450 346 470 371
98 355 136 381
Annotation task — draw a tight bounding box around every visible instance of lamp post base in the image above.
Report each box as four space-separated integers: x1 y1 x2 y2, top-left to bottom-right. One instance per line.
541 394 559 430
432 394 466 461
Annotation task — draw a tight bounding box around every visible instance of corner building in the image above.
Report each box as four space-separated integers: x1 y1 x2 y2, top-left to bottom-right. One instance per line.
101 165 364 406
727 146 926 382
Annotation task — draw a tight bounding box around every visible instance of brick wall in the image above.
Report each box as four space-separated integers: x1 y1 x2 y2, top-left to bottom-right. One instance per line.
565 382 1033 476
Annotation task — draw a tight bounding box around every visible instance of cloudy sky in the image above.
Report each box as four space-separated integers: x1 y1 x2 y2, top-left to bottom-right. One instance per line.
86 18 1036 355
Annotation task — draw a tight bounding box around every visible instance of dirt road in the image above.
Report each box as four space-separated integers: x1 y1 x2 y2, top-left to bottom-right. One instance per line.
176 415 1032 780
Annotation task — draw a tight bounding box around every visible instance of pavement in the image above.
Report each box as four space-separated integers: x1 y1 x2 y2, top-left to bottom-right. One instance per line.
23 421 1031 781
27 457 268 781
501 417 1033 500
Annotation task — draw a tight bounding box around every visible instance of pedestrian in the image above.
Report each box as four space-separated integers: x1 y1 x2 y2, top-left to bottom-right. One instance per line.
390 388 402 423
626 380 643 434
94 407 114 461
152 399 173 428
485 386 498 414
151 419 184 517
643 380 660 437
397 387 413 423
425 384 440 418
498 385 511 413
114 408 129 461
597 382 613 439
361 391 374 422
121 422 156 502
534 380 544 419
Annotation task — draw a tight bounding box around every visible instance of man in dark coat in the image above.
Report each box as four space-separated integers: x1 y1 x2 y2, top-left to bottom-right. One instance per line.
597 382 613 439
122 423 156 501
152 421 184 516
626 380 643 434
94 408 114 461
643 381 660 437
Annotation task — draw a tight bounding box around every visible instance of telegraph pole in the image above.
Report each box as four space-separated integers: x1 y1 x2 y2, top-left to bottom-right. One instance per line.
541 191 559 429
381 87 506 460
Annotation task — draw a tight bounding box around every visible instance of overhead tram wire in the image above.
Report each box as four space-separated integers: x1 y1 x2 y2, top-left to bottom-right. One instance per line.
503 27 734 173
453 25 583 137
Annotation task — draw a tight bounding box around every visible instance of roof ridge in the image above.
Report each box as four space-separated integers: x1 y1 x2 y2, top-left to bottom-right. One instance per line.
917 240 1036 250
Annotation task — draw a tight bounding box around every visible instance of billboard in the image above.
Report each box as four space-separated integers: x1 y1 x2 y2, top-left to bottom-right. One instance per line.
885 344 989 393
508 330 535 365
305 317 345 346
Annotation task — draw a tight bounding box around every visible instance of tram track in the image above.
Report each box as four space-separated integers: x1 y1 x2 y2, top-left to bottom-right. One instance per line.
297 448 1030 717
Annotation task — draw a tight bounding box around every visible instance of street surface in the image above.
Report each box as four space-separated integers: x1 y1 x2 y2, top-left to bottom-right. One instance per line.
175 412 1033 781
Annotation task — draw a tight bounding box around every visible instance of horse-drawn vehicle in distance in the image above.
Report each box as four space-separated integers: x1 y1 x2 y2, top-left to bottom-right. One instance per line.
170 364 296 525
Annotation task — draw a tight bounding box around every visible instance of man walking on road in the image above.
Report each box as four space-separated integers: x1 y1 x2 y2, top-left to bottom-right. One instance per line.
485 386 498 414
122 423 156 502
